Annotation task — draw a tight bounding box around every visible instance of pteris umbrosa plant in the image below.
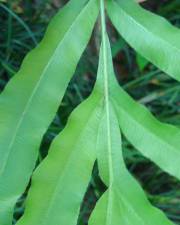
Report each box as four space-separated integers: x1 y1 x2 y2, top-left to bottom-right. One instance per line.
0 0 180 224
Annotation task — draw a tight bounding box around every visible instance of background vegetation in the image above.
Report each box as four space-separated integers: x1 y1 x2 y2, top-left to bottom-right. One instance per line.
0 0 180 224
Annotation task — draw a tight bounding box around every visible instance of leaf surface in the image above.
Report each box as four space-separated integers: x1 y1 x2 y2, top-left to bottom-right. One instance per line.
89 3 175 222
89 112 174 225
106 0 180 180
107 0 180 81
0 0 99 223
112 85 180 180
16 89 103 225
2 0 179 224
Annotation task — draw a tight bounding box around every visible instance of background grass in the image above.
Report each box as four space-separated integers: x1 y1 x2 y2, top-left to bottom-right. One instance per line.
0 0 180 224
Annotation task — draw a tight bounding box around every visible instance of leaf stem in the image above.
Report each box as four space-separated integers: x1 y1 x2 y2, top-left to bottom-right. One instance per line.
100 2 114 224
100 0 114 185
100 0 106 36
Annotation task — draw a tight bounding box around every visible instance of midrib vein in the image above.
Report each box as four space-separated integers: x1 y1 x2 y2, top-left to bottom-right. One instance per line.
100 0 113 224
101 9 113 187
0 1 90 177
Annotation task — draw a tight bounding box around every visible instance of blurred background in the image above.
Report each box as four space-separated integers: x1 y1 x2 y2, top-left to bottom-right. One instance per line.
0 0 180 224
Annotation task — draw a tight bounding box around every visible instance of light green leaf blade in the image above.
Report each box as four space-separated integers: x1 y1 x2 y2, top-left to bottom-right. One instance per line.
89 8 175 221
16 88 103 225
112 86 180 180
89 114 174 225
107 0 180 182
107 0 180 81
0 0 99 223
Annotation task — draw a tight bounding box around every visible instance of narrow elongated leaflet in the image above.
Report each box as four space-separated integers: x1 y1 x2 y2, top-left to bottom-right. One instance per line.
89 109 174 225
16 89 103 225
112 84 180 180
89 1 174 224
106 0 180 180
1 0 179 224
107 0 180 81
0 0 99 223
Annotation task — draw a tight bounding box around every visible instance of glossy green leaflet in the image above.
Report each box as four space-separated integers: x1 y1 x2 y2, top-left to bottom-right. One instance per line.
0 0 179 224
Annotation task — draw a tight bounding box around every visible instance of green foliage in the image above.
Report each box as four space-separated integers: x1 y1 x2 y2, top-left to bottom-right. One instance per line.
107 0 180 82
0 0 98 223
0 0 179 224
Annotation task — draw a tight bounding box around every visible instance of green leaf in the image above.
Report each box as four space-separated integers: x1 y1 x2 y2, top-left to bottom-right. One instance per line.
16 90 103 225
112 86 180 180
0 0 99 223
107 0 180 81
106 0 180 180
89 1 175 222
89 115 174 225
1 0 178 224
